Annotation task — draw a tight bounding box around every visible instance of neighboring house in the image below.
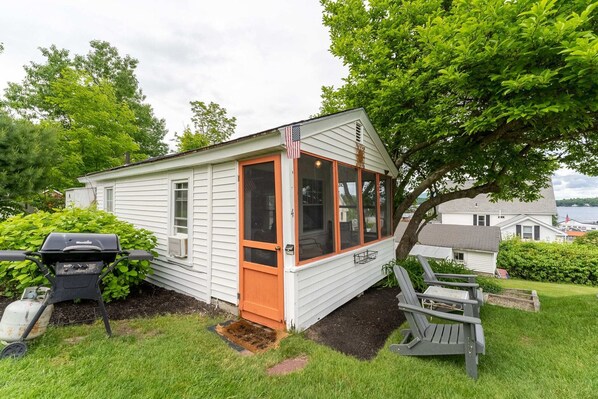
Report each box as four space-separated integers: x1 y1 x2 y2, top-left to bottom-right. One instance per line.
558 218 598 232
564 230 587 243
65 187 96 208
77 108 399 331
437 183 565 242
395 223 500 275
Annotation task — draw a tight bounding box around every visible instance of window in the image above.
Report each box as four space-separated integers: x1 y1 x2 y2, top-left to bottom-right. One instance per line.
362 171 378 243
297 155 335 261
379 177 391 237
338 165 360 250
173 181 188 235
295 152 395 265
474 214 490 226
522 225 533 240
454 251 465 264
105 187 114 213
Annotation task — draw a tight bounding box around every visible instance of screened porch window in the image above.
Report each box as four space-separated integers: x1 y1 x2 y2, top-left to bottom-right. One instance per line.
297 155 335 261
338 165 360 250
362 171 378 243
379 177 391 237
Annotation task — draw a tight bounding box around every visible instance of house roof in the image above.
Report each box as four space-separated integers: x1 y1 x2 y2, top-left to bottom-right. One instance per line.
437 182 557 215
395 222 501 252
80 108 399 181
495 214 566 236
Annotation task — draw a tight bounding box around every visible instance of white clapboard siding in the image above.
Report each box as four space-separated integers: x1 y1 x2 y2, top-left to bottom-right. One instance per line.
100 174 210 302
293 238 394 330
465 251 496 275
301 121 388 174
209 161 238 304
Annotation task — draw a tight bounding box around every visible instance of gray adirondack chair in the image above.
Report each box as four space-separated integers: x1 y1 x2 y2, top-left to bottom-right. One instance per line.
417 255 484 315
390 265 485 380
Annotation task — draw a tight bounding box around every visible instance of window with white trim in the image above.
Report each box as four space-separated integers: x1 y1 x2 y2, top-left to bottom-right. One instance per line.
172 181 189 235
105 187 114 213
454 251 465 264
522 225 533 240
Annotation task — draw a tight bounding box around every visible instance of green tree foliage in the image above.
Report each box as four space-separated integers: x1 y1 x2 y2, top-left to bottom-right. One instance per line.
556 197 598 206
0 113 59 218
47 68 139 183
574 230 598 246
498 238 598 285
4 40 168 158
175 101 237 152
320 0 598 258
0 208 157 301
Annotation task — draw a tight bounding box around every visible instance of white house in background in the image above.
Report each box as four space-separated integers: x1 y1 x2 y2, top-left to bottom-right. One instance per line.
395 223 500 275
558 218 598 232
65 187 96 208
77 108 398 331
437 183 566 242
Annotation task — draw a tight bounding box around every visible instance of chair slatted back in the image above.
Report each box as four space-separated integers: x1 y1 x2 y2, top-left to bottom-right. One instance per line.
393 265 429 336
417 255 437 282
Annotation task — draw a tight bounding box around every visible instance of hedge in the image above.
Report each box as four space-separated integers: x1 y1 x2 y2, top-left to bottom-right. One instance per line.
382 256 502 294
0 207 157 301
497 238 598 286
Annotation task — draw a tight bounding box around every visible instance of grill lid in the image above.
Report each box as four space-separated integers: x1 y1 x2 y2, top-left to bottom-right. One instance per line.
40 233 121 253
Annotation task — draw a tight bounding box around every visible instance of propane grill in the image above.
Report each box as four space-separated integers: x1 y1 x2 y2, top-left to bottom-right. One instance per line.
0 232 153 359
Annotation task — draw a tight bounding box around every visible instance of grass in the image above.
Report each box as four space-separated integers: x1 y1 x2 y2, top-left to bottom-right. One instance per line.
1 279 597 398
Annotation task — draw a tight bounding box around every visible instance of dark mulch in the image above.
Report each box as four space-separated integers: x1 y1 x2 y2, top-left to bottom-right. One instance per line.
0 282 224 326
305 286 406 360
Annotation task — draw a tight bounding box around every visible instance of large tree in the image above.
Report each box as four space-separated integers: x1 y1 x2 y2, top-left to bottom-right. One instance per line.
0 113 59 218
175 100 237 152
320 0 598 258
4 40 168 157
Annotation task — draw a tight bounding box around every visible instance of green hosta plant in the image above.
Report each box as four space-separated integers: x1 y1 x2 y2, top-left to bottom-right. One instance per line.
0 207 157 301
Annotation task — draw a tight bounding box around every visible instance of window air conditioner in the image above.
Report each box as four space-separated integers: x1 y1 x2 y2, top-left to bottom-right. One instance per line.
168 236 188 258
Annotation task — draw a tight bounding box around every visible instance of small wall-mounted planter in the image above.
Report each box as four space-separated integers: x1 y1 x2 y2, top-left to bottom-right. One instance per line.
354 250 378 264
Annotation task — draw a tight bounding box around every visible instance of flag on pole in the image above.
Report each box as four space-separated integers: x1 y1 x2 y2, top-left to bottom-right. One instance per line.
285 124 301 159
565 214 570 223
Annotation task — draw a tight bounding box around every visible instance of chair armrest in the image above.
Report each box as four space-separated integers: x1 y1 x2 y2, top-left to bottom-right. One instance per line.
416 293 479 306
435 273 477 279
425 280 479 289
398 303 481 324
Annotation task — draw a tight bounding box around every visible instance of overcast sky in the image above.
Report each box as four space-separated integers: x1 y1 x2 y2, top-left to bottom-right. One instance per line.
1 1 596 200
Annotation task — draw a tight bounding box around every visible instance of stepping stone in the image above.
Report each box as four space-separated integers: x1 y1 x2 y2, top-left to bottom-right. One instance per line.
267 355 309 376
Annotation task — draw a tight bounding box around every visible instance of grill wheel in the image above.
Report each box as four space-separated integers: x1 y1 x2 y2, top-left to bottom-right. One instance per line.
0 342 28 359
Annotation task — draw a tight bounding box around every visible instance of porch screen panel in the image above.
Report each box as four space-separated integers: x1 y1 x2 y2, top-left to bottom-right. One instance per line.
338 165 360 249
297 155 335 261
380 177 391 236
362 171 378 243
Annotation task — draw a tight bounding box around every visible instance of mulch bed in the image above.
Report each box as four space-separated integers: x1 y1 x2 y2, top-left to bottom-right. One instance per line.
0 282 224 326
305 286 406 360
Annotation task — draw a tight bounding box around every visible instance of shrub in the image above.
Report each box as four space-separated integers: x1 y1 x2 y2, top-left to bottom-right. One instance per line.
498 238 598 285
381 256 502 294
573 230 598 247
0 207 157 301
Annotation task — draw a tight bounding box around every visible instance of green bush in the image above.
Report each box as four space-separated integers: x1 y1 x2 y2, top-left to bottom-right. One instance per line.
498 238 598 285
0 207 157 301
573 230 598 247
381 256 502 294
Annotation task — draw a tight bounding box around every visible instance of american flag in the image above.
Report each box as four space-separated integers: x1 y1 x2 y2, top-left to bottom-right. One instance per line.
285 124 301 159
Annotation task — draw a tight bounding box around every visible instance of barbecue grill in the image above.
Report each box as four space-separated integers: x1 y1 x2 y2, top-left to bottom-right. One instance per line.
0 232 153 359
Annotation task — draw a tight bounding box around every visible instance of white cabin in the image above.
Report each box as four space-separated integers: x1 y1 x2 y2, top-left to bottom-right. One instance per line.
79 109 398 330
437 183 565 242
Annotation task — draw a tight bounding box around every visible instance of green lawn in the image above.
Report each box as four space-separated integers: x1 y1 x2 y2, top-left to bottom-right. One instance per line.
1 279 597 398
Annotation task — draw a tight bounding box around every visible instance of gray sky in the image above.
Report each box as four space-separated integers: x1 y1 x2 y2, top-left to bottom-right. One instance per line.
1 1 597 200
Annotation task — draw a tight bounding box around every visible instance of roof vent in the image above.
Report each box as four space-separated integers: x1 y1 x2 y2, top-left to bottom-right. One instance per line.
355 121 363 143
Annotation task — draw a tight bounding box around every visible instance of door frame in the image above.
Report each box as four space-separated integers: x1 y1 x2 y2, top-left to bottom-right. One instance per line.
238 154 285 329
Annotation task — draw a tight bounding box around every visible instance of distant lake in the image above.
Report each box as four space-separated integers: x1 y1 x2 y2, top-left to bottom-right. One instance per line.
557 206 598 223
